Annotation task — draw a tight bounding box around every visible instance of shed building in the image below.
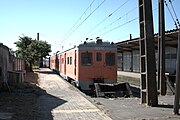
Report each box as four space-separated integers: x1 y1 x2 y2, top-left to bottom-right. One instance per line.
116 29 179 75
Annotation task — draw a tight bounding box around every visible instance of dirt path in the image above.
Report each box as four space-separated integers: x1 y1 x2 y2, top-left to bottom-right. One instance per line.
0 71 46 120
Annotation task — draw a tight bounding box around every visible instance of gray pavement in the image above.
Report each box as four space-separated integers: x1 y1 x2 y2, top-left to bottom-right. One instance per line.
35 68 180 120
93 95 180 120
36 68 111 120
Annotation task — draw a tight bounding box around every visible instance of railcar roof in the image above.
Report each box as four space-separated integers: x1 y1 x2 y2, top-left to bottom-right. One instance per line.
50 39 117 56
78 40 116 47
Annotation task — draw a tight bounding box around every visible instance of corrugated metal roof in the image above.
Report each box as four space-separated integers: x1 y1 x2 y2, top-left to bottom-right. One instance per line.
116 29 179 52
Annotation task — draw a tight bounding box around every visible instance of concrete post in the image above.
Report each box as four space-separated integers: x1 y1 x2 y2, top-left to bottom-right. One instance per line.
37 33 39 40
158 0 166 95
138 0 158 106
174 29 180 114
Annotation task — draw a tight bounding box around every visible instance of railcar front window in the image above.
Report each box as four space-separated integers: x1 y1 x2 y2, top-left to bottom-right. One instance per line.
81 52 92 66
96 52 102 61
106 53 115 66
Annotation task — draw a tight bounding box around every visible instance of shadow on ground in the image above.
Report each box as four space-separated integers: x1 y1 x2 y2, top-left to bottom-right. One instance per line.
0 71 67 120
130 86 140 98
157 104 174 109
38 70 57 75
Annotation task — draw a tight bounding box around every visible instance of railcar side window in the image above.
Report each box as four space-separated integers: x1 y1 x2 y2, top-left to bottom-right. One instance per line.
70 57 72 65
106 53 115 66
52 60 54 63
62 58 64 64
81 52 92 66
67 57 69 64
96 52 102 61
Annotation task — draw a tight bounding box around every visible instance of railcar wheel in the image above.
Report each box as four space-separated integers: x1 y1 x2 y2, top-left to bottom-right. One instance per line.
67 77 71 83
71 81 76 87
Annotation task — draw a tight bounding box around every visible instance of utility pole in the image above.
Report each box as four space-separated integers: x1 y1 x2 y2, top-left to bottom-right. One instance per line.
158 0 166 95
37 33 39 40
130 34 133 72
37 33 43 68
138 0 158 106
174 29 180 114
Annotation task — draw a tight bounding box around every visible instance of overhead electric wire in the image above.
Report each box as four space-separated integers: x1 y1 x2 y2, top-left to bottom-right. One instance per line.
61 0 96 42
168 0 180 27
79 0 131 40
100 17 138 36
112 7 157 42
111 0 130 14
90 6 137 37
164 0 178 28
61 0 106 44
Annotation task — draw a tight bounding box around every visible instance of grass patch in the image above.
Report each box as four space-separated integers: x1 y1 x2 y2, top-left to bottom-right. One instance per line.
32 66 39 69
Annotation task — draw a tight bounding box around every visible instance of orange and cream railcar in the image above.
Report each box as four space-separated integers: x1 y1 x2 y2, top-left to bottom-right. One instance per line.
49 55 56 71
50 39 117 91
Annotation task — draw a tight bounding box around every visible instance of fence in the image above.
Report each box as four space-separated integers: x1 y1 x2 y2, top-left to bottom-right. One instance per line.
0 43 26 87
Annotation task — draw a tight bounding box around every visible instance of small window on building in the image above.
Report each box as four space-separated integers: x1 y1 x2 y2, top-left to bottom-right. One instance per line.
106 52 115 66
96 52 102 61
81 52 92 66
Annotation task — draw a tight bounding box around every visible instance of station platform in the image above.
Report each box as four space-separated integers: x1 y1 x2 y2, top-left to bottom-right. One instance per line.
36 68 111 120
19 68 179 120
117 71 140 78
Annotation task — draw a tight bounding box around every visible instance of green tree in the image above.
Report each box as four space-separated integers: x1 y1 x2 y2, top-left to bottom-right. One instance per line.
14 35 51 70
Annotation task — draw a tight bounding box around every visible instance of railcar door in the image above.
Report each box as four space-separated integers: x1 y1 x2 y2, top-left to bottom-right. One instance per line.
74 50 77 76
55 55 59 72
94 51 103 82
59 55 62 73
64 53 66 75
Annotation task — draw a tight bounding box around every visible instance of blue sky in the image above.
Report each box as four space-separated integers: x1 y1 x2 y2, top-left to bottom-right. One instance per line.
0 0 179 53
